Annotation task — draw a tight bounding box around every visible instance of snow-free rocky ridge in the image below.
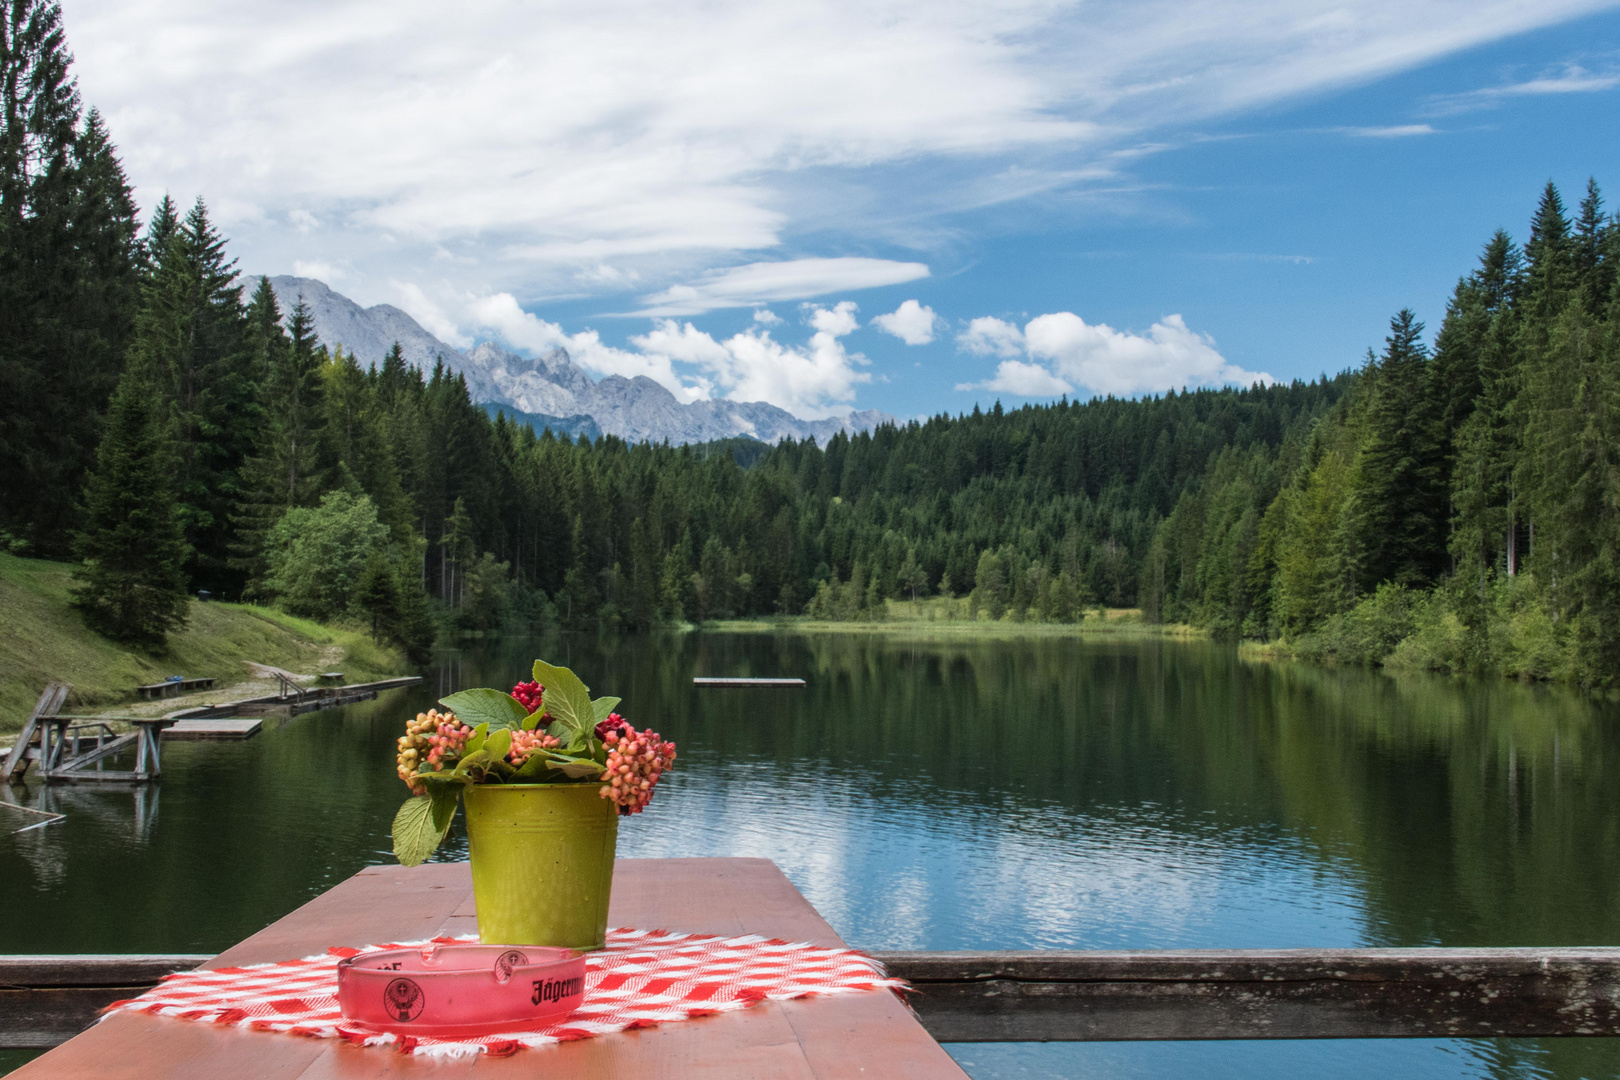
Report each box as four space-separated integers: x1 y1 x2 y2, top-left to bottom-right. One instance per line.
263 276 894 446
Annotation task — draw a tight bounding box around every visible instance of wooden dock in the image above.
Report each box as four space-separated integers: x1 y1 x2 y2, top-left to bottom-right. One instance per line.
692 677 807 687
161 718 263 741
166 676 423 724
6 859 965 1078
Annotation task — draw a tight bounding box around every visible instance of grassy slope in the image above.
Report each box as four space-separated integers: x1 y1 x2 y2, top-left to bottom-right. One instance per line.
0 553 410 731
703 598 1203 637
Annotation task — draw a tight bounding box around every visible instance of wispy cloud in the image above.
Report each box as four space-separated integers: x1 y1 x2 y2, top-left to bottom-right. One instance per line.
61 0 1620 340
1426 63 1620 113
1338 123 1438 137
628 258 930 317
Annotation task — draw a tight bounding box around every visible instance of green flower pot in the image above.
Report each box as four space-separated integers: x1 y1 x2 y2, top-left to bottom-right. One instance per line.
463 783 618 949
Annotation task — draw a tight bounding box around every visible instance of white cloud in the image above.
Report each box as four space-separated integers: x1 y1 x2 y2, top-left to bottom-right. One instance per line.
957 316 1027 358
630 301 871 418
469 293 702 401
632 258 929 316
393 282 471 349
957 311 1272 397
291 259 342 282
56 0 1611 325
956 360 1075 396
872 299 939 345
1427 64 1620 113
1340 124 1437 137
752 308 782 325
287 208 319 232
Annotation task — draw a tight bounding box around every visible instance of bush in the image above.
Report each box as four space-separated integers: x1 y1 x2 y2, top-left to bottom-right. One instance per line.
262 491 389 621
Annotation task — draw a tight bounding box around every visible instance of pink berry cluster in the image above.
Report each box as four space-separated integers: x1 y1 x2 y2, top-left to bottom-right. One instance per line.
598 716 676 815
396 709 472 794
509 680 545 715
507 727 562 766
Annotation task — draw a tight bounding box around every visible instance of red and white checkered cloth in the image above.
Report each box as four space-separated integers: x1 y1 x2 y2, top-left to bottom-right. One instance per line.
105 929 905 1059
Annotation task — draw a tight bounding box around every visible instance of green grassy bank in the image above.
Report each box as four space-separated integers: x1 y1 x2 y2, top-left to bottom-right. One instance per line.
703 598 1203 638
0 553 411 732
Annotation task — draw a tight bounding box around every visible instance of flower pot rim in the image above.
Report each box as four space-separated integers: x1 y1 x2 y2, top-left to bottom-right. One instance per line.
466 781 601 791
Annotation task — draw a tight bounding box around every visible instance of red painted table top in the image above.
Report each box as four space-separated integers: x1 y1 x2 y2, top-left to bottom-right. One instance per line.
14 857 967 1079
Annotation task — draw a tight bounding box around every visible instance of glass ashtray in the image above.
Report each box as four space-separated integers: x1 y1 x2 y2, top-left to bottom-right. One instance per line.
336 942 586 1036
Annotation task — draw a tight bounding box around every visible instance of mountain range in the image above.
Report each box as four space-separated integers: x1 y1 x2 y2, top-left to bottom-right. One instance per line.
263 276 894 446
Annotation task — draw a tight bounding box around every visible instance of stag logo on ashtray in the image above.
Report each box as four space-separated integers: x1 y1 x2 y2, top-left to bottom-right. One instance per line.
384 977 425 1022
493 950 529 984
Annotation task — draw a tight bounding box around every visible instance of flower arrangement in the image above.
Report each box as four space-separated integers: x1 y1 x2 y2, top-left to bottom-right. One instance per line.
391 659 675 866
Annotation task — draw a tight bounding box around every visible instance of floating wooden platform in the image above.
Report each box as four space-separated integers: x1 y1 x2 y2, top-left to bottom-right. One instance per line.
161 718 263 741
692 677 807 687
8 859 965 1078
167 676 423 723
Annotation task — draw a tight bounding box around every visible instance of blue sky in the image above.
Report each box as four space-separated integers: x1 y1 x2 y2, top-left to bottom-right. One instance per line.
66 0 1620 420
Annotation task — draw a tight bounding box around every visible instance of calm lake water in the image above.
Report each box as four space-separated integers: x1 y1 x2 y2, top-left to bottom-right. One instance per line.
5 630 1620 1079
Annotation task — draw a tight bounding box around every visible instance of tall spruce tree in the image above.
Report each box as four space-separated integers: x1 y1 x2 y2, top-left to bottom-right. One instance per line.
232 296 327 594
72 366 191 646
0 2 140 553
1350 310 1446 588
128 197 257 592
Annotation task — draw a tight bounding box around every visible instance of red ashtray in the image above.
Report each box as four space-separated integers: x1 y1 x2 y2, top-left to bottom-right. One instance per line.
336 943 586 1037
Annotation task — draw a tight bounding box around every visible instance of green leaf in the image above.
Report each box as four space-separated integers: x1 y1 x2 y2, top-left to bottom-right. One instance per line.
453 749 495 780
591 697 621 723
412 768 466 789
531 661 595 742
484 727 513 762
428 783 461 833
393 796 451 867
463 722 489 757
512 752 554 780
540 751 605 779
439 688 530 731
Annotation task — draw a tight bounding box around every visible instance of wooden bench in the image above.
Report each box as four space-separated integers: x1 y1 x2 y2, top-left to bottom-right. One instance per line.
134 678 215 700
8 859 966 1078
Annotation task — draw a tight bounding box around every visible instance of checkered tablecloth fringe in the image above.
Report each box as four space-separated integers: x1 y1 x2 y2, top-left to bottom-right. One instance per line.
104 929 905 1059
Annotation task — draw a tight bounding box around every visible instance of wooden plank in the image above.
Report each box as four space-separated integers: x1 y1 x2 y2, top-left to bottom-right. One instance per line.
5 683 70 781
692 678 807 688
162 719 263 741
51 734 137 773
0 956 210 1050
10 860 964 1079
877 949 1620 1041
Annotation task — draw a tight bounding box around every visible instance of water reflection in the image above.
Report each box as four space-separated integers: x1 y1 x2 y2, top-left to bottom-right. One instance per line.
4 629 1620 1079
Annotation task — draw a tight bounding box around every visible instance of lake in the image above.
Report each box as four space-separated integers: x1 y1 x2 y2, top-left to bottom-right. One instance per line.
4 629 1620 1079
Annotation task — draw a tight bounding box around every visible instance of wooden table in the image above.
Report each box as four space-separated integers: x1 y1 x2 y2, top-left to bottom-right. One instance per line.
13 858 967 1079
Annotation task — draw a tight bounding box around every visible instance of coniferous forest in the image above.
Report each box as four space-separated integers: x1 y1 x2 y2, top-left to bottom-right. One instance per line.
4 0 1619 685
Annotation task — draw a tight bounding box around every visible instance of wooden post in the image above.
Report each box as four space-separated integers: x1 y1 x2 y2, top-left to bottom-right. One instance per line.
4 683 71 782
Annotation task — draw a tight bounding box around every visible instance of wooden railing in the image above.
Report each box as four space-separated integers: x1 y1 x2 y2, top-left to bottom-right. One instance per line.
6 949 1620 1049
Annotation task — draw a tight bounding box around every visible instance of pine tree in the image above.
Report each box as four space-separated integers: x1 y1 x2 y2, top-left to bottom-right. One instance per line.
0 5 140 553
1350 310 1446 588
72 368 191 646
1573 178 1613 317
128 197 257 592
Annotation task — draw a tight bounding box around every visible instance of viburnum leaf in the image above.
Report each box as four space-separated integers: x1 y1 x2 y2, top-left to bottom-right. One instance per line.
484 727 513 762
542 754 605 779
512 752 553 780
531 661 595 743
428 783 461 834
393 796 451 867
591 697 621 723
463 722 489 757
439 689 529 731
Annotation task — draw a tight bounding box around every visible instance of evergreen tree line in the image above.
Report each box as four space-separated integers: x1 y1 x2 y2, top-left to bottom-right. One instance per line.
1145 179 1620 686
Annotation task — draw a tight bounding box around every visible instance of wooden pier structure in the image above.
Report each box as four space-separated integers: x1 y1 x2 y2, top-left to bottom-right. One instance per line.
2 859 966 1078
8 860 1620 1068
